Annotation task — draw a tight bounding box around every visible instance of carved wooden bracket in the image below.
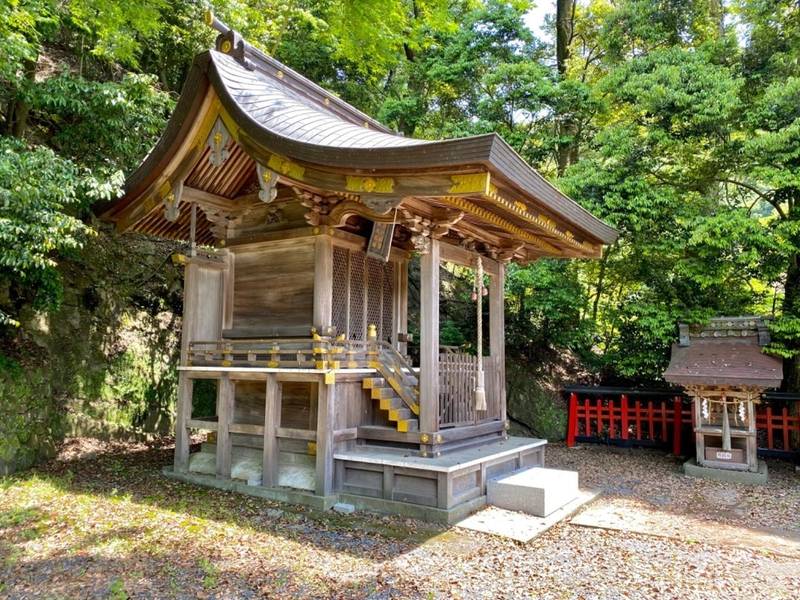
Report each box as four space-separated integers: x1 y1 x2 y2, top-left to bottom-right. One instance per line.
297 188 340 226
256 163 279 203
163 180 184 222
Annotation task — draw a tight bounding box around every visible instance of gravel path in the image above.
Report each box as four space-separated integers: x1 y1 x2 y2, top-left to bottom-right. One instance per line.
0 438 797 599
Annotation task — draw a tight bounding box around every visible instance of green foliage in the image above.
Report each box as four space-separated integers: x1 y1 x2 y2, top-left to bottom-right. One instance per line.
506 361 567 440
0 138 93 323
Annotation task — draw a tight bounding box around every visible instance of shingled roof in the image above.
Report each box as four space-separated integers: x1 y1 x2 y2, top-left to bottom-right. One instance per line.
663 317 783 388
100 20 617 260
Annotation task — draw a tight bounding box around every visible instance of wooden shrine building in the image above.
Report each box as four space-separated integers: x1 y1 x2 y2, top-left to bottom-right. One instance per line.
100 16 617 521
664 317 782 482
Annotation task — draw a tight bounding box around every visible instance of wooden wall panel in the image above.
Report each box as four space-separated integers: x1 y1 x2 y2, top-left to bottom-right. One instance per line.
280 381 315 430
234 381 266 426
231 242 314 335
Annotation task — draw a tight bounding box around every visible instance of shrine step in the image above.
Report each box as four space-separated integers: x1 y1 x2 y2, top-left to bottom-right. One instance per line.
487 467 579 517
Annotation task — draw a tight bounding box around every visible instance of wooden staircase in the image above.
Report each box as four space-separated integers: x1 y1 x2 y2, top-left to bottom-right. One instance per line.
363 376 419 432
363 343 421 433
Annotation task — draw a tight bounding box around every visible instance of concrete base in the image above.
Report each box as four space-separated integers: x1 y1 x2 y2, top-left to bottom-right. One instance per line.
189 446 316 491
164 466 338 510
457 489 600 542
488 467 579 517
164 466 485 524
683 458 768 485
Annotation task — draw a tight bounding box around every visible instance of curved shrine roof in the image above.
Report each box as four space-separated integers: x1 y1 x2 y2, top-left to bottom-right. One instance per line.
103 26 618 256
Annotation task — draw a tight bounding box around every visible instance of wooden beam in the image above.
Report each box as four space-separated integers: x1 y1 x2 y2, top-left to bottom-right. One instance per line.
356 425 421 444
276 427 317 441
333 427 358 443
313 234 334 331
489 262 507 424
262 374 280 487
315 381 336 496
439 242 500 276
174 373 193 473
420 238 440 437
215 375 234 479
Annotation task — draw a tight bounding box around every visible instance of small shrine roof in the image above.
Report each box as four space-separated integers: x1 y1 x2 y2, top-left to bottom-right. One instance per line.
663 317 783 388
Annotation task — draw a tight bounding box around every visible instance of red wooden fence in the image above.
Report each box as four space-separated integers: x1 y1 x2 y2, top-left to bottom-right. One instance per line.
565 387 800 458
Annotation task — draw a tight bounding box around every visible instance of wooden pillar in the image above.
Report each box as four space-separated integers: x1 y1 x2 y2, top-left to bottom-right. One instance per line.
313 235 333 332
566 392 578 447
394 258 409 355
216 375 234 479
315 379 335 496
489 262 506 424
174 372 193 472
420 238 440 435
262 374 280 487
222 249 234 331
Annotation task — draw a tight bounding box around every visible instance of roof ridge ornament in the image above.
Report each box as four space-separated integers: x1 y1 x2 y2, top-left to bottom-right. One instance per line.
203 8 254 69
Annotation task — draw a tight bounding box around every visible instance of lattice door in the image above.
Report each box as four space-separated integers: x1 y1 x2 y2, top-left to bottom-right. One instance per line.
348 250 365 341
332 246 349 337
366 256 385 340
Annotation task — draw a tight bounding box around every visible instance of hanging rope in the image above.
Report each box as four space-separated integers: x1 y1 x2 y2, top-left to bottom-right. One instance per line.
474 255 487 411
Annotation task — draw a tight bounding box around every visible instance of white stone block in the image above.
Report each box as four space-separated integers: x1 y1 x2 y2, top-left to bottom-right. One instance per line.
333 502 355 514
487 467 579 517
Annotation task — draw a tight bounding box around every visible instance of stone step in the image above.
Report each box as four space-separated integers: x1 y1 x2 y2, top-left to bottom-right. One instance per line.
487 467 579 517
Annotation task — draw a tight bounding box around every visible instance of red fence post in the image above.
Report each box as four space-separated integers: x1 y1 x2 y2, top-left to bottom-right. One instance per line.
608 398 616 439
783 406 790 451
766 406 774 449
597 397 604 437
620 394 630 441
672 396 682 456
567 392 578 447
584 398 591 436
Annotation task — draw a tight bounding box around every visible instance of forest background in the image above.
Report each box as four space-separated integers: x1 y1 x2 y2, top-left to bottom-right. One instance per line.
2 0 799 473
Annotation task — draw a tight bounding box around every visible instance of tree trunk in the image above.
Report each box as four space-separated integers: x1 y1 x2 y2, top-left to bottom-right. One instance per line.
556 0 574 76
782 249 800 391
556 0 577 175
7 58 37 139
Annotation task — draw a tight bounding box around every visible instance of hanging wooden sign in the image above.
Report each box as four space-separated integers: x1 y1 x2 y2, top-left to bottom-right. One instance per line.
366 221 395 263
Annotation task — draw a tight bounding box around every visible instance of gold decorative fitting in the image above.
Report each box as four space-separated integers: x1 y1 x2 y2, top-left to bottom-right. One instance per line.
449 172 491 194
420 433 430 444
203 9 214 26
435 434 443 444
323 98 330 106
363 121 369 128
345 175 394 194
267 153 304 180
514 200 528 213
220 39 232 53
276 70 284 79
504 420 511 430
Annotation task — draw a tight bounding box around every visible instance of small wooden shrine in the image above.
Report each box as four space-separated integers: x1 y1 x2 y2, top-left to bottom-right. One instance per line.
99 14 616 520
664 317 782 482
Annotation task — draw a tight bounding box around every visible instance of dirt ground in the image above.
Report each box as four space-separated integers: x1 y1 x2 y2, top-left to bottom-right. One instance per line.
1 438 798 599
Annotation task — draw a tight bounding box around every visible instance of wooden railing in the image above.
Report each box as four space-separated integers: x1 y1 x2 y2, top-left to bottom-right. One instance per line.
372 341 420 415
187 336 372 369
439 352 501 428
